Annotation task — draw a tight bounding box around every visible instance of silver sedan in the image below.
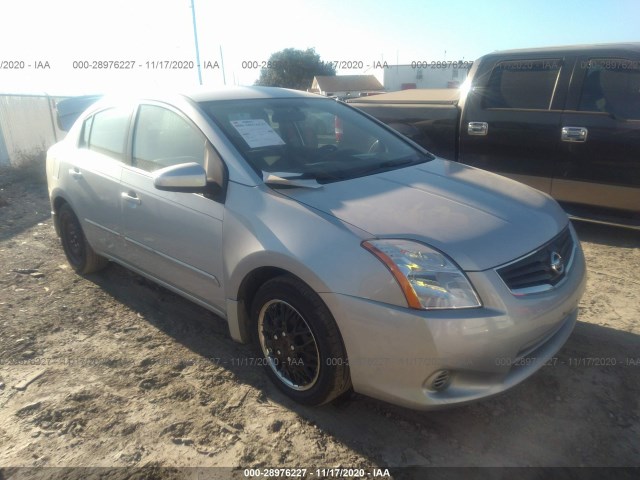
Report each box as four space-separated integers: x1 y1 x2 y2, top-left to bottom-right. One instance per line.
46 87 586 409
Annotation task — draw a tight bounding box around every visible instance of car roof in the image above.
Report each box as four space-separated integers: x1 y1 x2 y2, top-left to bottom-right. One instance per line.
62 87 330 132
89 86 326 111
181 86 325 103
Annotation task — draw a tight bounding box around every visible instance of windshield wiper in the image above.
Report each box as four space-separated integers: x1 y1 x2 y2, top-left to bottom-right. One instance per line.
263 172 323 189
376 158 416 169
329 156 422 180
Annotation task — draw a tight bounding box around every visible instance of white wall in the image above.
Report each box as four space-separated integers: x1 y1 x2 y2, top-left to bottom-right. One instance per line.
0 95 68 166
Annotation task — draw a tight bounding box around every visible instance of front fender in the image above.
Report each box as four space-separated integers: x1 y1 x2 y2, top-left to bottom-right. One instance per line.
221 183 407 342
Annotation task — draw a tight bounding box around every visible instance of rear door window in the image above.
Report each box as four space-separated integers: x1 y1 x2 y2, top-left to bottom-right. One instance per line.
88 107 131 161
482 59 562 110
578 58 640 119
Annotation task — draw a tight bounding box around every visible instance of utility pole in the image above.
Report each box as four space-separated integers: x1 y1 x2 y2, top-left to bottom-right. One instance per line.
190 0 202 85
220 46 226 85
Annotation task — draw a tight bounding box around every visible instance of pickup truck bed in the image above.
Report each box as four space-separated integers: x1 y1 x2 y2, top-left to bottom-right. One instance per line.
349 89 460 160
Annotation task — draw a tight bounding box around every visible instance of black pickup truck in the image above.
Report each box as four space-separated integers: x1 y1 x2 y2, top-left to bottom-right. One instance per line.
348 43 640 229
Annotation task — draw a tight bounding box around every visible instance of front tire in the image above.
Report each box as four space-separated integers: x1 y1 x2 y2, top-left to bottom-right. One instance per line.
251 275 351 406
58 203 108 274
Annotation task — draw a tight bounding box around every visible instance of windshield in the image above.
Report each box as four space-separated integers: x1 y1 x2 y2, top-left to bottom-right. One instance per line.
199 97 434 183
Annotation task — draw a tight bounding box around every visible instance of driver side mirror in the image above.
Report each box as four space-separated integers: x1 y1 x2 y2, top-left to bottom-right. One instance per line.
153 162 208 193
152 143 228 200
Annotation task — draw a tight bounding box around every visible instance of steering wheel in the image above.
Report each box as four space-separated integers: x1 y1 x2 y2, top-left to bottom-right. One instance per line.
318 144 338 154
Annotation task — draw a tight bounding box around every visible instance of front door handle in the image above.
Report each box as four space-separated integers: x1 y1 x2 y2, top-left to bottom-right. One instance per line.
468 122 488 136
121 191 141 205
561 127 588 143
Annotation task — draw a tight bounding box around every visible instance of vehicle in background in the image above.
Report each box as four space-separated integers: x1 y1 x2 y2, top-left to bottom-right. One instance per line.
55 95 103 131
349 43 640 229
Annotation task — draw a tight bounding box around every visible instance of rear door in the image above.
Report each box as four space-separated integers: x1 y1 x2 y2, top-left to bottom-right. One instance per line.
62 106 132 257
459 56 572 193
119 102 226 312
553 56 640 217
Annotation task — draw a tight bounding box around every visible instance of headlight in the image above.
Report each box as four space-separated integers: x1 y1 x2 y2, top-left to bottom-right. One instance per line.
362 239 481 310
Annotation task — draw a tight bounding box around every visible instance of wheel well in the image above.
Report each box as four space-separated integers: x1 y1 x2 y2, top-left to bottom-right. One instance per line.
52 196 68 235
235 266 294 343
238 266 287 310
53 196 67 213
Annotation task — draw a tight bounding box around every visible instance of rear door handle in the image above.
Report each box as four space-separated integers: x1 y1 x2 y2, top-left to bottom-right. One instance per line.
121 191 141 205
561 127 588 143
68 168 83 179
468 122 488 136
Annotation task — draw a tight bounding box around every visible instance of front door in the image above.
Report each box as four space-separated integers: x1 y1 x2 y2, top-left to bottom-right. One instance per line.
459 57 570 194
120 103 225 312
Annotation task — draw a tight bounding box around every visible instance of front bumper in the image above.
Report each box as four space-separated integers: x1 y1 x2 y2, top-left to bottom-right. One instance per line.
320 234 587 410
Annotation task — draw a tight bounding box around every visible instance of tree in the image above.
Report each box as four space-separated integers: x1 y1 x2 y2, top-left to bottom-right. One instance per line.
254 48 336 90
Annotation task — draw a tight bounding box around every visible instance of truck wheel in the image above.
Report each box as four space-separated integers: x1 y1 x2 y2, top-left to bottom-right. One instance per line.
251 275 351 406
58 203 108 274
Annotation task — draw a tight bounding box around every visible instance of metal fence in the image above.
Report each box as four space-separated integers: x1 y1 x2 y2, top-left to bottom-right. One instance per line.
0 94 69 166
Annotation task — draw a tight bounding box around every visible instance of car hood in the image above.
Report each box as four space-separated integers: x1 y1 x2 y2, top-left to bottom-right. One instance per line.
276 159 568 271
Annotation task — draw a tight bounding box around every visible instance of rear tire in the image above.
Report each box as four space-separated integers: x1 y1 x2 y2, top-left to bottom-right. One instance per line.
58 203 108 274
251 275 351 406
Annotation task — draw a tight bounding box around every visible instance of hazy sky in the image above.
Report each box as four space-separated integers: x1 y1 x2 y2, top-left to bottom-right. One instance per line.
1 0 638 95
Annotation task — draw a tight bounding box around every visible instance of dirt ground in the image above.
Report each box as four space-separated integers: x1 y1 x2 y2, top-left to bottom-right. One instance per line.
0 165 638 477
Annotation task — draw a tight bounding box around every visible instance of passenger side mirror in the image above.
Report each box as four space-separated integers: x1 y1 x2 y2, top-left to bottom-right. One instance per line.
153 162 208 193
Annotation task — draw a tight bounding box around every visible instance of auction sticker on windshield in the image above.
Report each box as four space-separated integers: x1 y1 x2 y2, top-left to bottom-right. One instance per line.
230 119 285 148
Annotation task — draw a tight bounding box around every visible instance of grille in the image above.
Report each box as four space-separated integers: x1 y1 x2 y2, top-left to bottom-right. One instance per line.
497 227 574 294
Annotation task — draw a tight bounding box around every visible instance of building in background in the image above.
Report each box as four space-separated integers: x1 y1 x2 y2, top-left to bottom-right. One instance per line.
383 64 471 91
309 75 384 100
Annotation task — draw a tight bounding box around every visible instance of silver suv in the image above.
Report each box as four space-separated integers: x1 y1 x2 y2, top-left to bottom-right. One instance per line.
46 87 586 409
